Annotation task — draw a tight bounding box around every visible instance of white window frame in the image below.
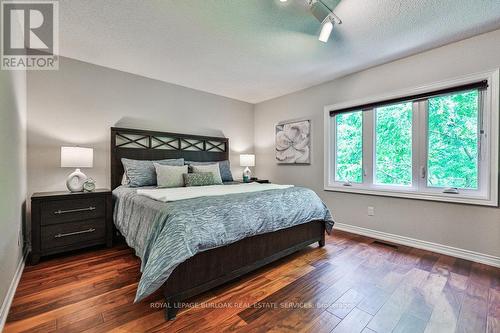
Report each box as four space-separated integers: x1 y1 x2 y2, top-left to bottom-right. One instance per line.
324 69 499 206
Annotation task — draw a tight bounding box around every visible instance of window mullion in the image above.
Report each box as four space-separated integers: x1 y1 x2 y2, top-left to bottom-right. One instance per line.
478 88 489 196
330 116 336 186
417 100 428 191
411 101 420 190
362 109 374 186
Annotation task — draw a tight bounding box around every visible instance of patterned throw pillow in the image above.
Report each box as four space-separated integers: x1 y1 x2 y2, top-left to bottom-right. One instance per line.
190 163 223 184
154 164 188 188
121 158 184 187
186 160 233 182
183 172 217 187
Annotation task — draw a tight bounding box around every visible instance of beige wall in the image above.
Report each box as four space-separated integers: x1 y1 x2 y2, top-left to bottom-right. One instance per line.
27 56 254 198
0 69 27 312
254 29 500 258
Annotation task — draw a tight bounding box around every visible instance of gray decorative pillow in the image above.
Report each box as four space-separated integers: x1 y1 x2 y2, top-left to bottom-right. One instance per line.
154 163 188 188
183 172 217 187
121 158 184 187
186 160 233 182
191 163 223 184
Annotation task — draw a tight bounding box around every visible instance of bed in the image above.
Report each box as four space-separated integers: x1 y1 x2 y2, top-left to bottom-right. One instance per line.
110 127 334 320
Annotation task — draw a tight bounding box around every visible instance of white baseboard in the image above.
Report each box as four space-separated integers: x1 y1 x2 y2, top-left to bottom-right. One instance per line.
334 223 500 268
0 250 27 332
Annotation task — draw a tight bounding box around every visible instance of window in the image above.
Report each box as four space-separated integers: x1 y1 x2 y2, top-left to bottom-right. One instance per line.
325 72 499 206
427 90 479 190
334 111 363 183
375 102 413 186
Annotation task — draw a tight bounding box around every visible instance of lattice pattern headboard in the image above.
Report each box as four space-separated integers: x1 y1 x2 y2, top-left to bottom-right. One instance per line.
111 127 229 189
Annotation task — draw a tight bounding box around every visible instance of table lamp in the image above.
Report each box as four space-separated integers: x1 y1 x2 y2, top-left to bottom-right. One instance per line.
61 146 93 192
240 154 255 182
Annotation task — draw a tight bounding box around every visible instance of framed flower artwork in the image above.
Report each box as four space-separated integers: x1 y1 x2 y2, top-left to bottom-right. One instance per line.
275 119 311 164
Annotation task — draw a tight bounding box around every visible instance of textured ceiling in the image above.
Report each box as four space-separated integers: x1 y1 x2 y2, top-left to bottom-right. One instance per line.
58 0 500 103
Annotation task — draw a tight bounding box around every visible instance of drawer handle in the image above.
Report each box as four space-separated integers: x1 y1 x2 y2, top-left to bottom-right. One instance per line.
54 228 96 238
54 206 96 215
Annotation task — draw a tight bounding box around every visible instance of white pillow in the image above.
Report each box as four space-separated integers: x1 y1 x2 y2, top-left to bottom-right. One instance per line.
154 163 188 188
191 163 223 184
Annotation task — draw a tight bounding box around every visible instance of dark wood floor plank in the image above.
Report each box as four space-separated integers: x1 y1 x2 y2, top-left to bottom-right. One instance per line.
8 268 142 322
5 231 499 333
174 271 304 331
5 283 140 333
298 310 341 333
487 288 500 333
357 286 391 316
424 285 464 332
54 313 103 333
392 313 427 333
366 268 429 332
237 262 334 324
56 285 139 330
470 262 494 288
327 288 365 319
417 253 440 272
452 258 473 277
16 255 137 298
431 255 456 277
491 267 500 291
456 281 489 333
18 319 56 333
261 307 327 333
144 258 316 332
360 328 376 333
331 308 372 333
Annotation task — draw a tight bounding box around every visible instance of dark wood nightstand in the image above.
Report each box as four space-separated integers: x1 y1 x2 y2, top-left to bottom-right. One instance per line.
30 189 112 264
235 179 270 184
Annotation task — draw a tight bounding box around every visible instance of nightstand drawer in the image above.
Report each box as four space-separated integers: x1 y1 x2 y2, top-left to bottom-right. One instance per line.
40 197 105 225
41 219 106 250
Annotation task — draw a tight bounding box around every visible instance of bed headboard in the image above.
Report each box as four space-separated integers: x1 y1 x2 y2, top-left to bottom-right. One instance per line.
111 127 229 190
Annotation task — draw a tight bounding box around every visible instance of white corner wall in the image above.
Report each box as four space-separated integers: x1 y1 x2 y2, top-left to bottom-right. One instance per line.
0 68 27 328
254 29 500 259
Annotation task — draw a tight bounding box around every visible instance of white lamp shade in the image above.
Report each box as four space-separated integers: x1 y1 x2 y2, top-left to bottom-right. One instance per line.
240 154 255 167
61 147 94 168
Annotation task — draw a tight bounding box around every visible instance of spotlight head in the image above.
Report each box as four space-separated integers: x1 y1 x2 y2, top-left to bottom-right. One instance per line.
318 19 333 43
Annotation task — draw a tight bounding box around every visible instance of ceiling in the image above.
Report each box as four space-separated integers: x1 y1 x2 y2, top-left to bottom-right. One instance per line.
58 0 500 103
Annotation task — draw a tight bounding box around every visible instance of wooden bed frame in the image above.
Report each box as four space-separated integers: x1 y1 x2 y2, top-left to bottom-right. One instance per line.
110 127 326 320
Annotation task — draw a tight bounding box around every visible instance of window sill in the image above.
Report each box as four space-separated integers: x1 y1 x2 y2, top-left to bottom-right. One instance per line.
323 185 498 207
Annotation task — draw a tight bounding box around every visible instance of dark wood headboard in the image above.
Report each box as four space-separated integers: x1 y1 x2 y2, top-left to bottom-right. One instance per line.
111 127 229 190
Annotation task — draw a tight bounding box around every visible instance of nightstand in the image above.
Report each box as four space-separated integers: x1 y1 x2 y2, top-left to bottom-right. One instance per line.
30 189 112 264
235 179 270 184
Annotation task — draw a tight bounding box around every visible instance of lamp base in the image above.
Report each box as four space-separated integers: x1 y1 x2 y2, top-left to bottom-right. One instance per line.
243 167 252 183
66 168 88 192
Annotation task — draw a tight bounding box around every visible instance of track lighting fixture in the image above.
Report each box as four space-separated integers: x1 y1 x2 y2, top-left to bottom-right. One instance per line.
308 0 342 43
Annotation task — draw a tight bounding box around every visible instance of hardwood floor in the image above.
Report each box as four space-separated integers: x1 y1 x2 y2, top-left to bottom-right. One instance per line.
5 230 500 333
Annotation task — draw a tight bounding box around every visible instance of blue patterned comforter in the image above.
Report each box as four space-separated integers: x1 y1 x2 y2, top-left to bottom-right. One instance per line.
113 185 334 302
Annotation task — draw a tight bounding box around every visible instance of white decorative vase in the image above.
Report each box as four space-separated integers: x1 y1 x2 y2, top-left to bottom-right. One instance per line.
66 168 88 192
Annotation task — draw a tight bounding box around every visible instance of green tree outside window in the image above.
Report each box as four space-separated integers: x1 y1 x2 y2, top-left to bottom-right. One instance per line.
335 111 363 183
428 90 479 189
375 102 413 186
